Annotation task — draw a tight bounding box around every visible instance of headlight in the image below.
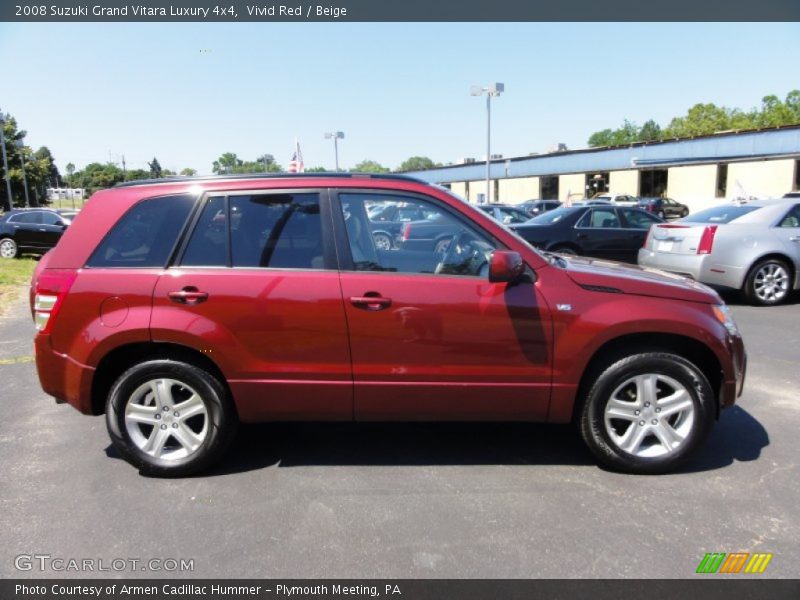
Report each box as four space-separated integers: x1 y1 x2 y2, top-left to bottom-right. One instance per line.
712 304 739 336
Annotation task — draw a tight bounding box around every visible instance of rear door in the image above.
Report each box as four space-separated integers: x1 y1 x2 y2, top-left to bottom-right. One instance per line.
151 190 353 422
773 203 800 268
334 190 552 421
38 210 67 248
7 211 42 248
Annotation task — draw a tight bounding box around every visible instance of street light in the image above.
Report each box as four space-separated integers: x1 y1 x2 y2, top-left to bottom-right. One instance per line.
324 131 344 171
470 83 504 204
0 111 12 212
15 140 30 208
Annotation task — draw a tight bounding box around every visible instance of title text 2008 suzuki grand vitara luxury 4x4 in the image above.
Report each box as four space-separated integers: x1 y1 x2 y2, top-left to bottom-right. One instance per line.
31 174 745 476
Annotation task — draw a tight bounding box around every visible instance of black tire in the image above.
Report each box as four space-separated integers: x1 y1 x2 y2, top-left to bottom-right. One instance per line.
0 237 19 259
106 359 237 477
743 258 792 306
579 352 715 474
550 244 579 257
372 232 393 251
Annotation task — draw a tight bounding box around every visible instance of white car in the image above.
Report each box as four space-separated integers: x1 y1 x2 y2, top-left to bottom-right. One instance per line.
638 198 800 305
592 193 639 207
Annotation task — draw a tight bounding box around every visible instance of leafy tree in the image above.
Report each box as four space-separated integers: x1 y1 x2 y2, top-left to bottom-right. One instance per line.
126 168 150 181
305 166 328 172
72 162 125 192
65 162 76 186
212 152 242 174
587 128 615 147
397 156 440 172
148 157 163 178
637 120 662 142
180 168 197 176
352 159 390 174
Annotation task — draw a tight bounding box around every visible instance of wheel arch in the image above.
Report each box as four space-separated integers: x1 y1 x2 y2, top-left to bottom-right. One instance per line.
571 332 723 423
90 342 231 416
744 252 797 290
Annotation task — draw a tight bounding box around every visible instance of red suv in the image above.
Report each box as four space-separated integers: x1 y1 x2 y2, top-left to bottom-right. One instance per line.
31 174 746 476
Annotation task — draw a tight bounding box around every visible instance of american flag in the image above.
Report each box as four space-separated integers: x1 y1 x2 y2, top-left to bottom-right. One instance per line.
287 138 304 173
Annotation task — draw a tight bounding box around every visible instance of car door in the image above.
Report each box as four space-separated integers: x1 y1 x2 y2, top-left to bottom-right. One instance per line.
619 208 663 263
151 190 353 422
573 207 628 260
334 191 552 421
773 204 800 268
38 210 68 248
7 211 42 248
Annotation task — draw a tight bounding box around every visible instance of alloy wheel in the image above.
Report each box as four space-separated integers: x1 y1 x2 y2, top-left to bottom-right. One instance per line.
0 239 17 258
753 263 789 304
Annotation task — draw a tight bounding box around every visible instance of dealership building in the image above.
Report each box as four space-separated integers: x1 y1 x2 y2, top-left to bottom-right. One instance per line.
405 125 800 211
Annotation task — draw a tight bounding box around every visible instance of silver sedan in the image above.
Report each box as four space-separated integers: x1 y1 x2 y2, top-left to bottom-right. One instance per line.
638 198 800 305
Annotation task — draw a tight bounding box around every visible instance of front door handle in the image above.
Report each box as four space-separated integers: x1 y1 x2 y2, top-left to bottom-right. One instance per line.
168 287 209 305
350 294 392 311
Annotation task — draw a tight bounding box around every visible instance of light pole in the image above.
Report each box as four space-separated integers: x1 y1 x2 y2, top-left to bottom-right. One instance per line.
324 131 344 171
16 140 30 207
0 111 12 212
470 83 504 204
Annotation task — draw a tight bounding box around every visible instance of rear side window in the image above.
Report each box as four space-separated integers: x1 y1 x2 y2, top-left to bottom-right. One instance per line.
9 212 41 224
686 205 759 224
87 195 196 267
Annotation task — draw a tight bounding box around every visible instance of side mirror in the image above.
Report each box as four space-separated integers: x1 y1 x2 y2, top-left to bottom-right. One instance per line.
488 250 525 283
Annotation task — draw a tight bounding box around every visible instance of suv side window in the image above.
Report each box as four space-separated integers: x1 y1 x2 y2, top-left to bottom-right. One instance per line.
87 195 196 267
339 193 496 277
9 212 41 224
40 211 62 225
181 192 325 270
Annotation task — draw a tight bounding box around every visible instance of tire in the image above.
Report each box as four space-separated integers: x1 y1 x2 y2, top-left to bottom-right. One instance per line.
0 237 18 259
579 352 715 474
106 359 237 477
743 258 792 306
550 244 578 257
372 232 393 251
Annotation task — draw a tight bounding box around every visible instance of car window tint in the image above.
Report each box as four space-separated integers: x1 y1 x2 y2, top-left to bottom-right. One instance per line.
497 207 529 224
40 211 62 225
530 206 577 225
621 208 660 229
229 193 323 269
778 205 800 228
580 208 620 228
181 196 228 266
687 205 759 224
87 195 196 267
339 193 495 277
10 212 40 224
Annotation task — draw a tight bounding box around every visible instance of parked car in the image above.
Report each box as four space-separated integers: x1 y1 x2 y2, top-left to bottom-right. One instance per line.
592 193 639 206
0 208 71 258
639 199 800 306
31 173 745 476
477 204 531 225
511 204 664 263
517 199 561 217
784 192 800 199
638 197 690 220
366 201 434 250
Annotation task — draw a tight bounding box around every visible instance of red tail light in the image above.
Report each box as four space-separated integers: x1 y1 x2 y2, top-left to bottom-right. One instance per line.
697 225 718 255
33 269 77 334
401 223 412 241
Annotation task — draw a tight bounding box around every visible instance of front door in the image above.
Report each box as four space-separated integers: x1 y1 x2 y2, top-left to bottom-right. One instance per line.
574 206 629 261
151 191 352 422
334 191 552 421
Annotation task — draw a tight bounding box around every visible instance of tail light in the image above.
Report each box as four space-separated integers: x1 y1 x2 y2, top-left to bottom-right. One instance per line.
401 223 412 241
33 269 77 334
697 225 718 255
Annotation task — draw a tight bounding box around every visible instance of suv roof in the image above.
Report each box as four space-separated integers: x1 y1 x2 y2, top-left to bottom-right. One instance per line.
114 172 426 188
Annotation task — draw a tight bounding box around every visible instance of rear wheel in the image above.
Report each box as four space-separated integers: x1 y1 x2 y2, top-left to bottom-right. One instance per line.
0 238 18 259
106 359 237 477
579 352 715 474
372 232 393 251
743 258 791 306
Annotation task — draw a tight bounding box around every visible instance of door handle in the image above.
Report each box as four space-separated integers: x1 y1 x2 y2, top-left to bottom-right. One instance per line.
39 228 47 232
168 287 209 305
350 294 392 311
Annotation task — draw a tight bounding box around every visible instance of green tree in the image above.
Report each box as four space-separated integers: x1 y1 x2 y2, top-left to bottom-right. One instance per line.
397 156 440 172
65 162 76 187
637 119 662 142
180 168 197 176
587 128 615 147
148 157 163 178
73 162 124 192
212 152 242 174
126 168 150 181
305 166 328 172
352 159 390 174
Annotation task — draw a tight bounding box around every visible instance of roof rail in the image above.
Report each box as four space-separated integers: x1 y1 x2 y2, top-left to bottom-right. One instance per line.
114 172 427 188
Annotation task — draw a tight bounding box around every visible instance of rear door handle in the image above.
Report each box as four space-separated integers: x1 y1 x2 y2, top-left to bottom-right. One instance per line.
350 294 392 311
168 287 209 304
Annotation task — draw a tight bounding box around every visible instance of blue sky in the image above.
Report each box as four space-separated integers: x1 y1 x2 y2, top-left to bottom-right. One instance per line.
1 22 798 174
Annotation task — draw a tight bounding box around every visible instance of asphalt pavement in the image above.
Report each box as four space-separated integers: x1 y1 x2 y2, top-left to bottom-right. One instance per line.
0 286 798 579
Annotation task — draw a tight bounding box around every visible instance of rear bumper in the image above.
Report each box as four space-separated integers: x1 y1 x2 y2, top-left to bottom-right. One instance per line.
34 334 95 414
638 249 747 289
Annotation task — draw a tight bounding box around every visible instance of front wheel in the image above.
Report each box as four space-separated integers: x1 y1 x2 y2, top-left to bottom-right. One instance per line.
106 360 237 477
372 232 393 251
579 352 715 474
743 258 791 306
0 238 18 259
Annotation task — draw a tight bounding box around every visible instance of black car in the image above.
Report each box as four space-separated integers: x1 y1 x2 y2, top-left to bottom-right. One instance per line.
367 202 435 250
517 199 561 217
511 205 664 263
0 208 71 259
637 197 689 220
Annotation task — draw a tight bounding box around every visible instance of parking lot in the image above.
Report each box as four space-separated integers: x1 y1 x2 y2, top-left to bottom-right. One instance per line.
0 287 798 579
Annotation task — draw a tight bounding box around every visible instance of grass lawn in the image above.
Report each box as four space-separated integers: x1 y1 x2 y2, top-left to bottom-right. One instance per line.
0 257 36 316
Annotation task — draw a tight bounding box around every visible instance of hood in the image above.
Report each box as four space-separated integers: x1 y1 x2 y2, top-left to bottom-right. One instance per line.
561 256 720 304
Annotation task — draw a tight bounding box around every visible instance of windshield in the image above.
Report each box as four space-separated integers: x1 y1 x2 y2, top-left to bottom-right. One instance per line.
684 205 760 224
528 206 580 225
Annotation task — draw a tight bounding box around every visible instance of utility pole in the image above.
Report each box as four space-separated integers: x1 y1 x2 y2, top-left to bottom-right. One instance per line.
121 154 127 180
0 111 12 212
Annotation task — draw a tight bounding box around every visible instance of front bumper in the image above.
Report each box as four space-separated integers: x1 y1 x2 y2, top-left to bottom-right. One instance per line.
34 334 95 414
